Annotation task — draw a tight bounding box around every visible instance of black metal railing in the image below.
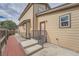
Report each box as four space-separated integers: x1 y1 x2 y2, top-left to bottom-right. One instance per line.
32 30 47 47
18 30 47 47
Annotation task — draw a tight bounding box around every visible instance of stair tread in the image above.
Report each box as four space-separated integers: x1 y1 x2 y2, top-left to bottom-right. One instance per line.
24 44 42 55
21 39 38 48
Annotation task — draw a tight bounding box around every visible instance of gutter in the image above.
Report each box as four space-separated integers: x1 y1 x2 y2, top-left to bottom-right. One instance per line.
36 3 79 16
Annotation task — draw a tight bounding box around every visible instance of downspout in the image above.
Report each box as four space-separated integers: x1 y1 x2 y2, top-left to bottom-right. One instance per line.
26 21 27 39
33 4 34 38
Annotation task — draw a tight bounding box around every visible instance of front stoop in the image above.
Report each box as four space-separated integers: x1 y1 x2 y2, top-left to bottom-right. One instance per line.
15 33 43 55
21 39 42 55
21 39 38 48
24 44 42 55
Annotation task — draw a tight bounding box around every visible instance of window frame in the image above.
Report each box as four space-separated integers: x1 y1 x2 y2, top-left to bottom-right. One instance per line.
38 6 45 13
59 13 71 28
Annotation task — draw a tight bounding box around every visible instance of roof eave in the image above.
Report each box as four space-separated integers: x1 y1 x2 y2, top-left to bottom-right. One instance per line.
36 3 79 16
18 3 33 20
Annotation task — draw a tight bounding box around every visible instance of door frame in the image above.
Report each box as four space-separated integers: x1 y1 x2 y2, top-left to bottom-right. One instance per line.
40 21 46 32
26 20 30 39
40 21 47 43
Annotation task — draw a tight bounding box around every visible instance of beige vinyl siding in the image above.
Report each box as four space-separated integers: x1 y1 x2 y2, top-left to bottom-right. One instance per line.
33 4 49 30
19 4 49 38
19 5 33 37
34 4 48 14
37 6 79 52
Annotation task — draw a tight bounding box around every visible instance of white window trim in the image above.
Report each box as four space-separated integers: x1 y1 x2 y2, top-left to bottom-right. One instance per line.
59 13 71 28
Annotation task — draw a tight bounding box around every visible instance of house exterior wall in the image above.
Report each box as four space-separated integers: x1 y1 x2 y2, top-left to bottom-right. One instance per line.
37 6 79 52
34 4 49 14
19 5 33 37
19 24 27 37
19 4 49 38
33 4 50 30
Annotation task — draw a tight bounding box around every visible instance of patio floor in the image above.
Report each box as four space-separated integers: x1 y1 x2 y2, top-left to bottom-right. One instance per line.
32 43 79 56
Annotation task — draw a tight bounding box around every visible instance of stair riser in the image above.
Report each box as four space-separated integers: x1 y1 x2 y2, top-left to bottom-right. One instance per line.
24 43 38 48
21 40 38 48
27 48 43 56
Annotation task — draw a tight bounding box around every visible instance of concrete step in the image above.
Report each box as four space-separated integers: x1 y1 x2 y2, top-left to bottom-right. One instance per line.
15 33 26 42
21 39 38 48
24 44 42 55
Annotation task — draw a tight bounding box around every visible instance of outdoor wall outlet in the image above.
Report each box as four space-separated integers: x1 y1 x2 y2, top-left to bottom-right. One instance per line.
56 38 59 41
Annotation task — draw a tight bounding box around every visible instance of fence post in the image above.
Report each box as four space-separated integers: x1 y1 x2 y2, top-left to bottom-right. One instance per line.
0 42 1 56
5 30 8 44
0 29 8 56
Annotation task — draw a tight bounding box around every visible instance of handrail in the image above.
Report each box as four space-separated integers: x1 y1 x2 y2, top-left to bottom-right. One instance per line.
0 36 6 43
0 30 8 56
18 30 47 48
32 30 47 48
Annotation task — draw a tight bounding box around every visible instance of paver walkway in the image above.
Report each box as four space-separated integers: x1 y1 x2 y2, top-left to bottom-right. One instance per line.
3 35 26 56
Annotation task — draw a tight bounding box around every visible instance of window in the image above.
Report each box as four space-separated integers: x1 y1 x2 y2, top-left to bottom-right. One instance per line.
38 7 45 13
59 13 71 28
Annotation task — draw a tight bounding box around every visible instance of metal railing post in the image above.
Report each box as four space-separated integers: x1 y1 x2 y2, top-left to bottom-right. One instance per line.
33 30 47 48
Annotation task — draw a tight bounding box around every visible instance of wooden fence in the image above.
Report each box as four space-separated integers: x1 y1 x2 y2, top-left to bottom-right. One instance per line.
0 29 8 55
